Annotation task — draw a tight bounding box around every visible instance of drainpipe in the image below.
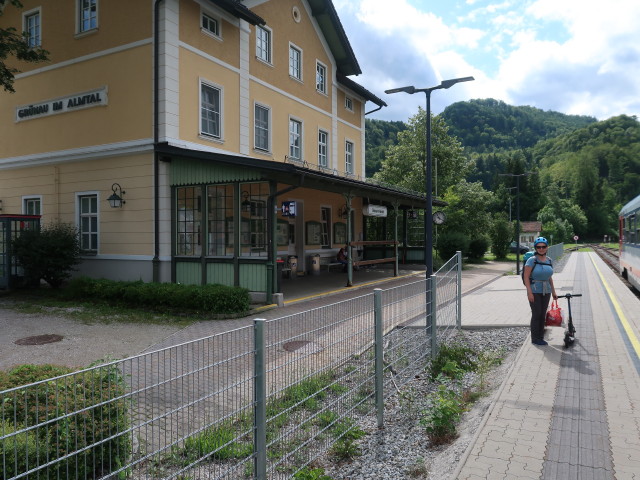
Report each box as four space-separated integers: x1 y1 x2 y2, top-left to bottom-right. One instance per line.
152 0 163 282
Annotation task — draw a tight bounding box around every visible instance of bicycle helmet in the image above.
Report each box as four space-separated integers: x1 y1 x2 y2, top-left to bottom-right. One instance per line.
533 236 548 247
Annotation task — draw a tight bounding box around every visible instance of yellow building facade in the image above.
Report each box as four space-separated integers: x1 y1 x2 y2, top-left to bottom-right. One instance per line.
0 0 424 300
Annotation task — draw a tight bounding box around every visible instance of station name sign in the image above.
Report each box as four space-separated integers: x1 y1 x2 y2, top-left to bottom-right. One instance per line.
15 87 108 122
363 205 388 217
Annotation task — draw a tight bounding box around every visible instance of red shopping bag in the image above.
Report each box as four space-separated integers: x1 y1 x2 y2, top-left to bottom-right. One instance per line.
545 300 563 327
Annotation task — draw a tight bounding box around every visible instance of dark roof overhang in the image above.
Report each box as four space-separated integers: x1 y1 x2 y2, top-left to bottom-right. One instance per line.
307 0 360 76
337 72 386 108
155 142 445 209
209 0 265 25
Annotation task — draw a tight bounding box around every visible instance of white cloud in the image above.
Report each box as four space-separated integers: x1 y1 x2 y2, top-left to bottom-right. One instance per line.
335 0 640 121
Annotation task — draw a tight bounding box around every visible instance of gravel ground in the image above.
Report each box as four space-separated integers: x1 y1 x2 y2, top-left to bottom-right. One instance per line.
321 327 530 480
319 253 571 480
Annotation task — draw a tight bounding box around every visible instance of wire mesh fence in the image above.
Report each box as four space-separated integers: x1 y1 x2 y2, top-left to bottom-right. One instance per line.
1 253 462 479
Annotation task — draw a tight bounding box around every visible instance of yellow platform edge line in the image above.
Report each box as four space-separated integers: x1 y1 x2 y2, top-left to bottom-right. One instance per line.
589 252 640 359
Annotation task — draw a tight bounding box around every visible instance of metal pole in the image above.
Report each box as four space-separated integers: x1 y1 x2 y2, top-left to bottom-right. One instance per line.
425 91 433 278
516 176 521 275
253 319 267 479
456 250 462 329
373 289 384 428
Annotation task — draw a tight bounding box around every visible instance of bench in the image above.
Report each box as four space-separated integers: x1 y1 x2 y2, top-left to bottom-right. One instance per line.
318 255 344 272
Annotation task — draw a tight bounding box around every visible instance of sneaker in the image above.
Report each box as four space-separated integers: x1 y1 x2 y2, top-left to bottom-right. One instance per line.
532 340 548 346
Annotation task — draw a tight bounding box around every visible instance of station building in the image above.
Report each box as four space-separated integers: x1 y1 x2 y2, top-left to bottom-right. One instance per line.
0 0 431 301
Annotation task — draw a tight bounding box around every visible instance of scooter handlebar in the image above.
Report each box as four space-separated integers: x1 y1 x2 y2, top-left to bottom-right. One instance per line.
559 293 582 298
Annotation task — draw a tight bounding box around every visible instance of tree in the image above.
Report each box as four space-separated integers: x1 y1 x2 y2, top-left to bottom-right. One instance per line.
0 0 49 92
439 180 495 240
373 107 474 196
12 222 81 288
489 212 512 259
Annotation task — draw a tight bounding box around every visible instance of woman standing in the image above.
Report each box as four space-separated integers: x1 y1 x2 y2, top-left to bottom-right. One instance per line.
523 236 558 346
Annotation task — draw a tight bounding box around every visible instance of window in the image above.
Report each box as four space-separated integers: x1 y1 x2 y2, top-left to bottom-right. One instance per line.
316 62 327 93
345 96 353 111
289 119 302 161
318 130 328 168
78 194 98 253
345 141 354 174
176 187 202 256
240 183 268 256
201 12 220 37
207 185 233 256
256 26 271 63
289 44 302 80
201 82 221 139
24 10 41 47
79 0 97 33
23 196 41 215
254 104 270 152
320 207 331 248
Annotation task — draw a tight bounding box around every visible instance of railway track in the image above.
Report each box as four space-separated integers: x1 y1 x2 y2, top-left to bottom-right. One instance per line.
589 243 640 299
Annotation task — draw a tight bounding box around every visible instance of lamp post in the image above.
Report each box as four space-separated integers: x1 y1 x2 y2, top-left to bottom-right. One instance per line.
385 76 474 277
499 173 531 274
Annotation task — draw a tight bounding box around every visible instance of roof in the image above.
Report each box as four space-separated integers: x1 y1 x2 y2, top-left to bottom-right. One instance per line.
155 142 445 209
306 0 361 76
337 72 386 108
620 194 640 216
521 221 542 233
209 0 265 25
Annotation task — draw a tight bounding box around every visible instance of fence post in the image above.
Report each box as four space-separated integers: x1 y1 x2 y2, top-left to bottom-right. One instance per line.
373 288 384 428
430 274 438 358
254 319 267 480
456 250 462 329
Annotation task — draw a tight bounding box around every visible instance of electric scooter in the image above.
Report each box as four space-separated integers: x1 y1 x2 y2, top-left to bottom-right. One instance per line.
558 293 582 348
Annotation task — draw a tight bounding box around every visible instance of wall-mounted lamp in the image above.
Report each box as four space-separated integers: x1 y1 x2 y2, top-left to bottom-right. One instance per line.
337 204 349 219
108 183 126 208
241 191 252 212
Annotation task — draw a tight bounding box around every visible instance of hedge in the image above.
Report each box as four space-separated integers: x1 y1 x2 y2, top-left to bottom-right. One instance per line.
0 364 130 479
64 277 250 315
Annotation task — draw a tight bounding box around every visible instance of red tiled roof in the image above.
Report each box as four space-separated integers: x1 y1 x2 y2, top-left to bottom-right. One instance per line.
521 221 542 233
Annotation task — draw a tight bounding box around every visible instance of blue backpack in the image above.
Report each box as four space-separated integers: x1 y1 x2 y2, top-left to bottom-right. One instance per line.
521 252 552 284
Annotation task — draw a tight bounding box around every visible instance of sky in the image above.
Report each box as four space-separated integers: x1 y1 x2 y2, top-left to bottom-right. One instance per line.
332 0 640 123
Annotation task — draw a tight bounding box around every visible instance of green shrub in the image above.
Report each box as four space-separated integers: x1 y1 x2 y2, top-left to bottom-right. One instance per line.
64 277 251 315
0 364 130 479
436 231 470 261
420 385 464 444
430 343 477 381
467 235 490 260
0 420 45 479
294 466 333 480
11 222 81 288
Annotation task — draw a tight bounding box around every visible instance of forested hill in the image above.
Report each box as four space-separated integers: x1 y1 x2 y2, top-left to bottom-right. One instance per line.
439 98 597 152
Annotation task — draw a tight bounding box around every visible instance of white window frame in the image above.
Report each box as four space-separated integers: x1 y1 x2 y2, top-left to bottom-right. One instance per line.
76 191 99 254
316 61 327 94
345 140 354 174
256 25 272 64
345 96 354 112
77 0 98 34
289 118 303 162
201 10 221 39
22 195 42 215
23 8 41 47
254 103 271 153
318 129 328 168
289 43 302 81
200 80 223 141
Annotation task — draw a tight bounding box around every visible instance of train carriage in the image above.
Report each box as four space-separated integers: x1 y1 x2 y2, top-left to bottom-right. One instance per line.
619 194 640 291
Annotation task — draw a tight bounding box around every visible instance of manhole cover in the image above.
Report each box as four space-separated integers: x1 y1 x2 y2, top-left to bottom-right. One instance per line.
15 334 64 346
282 340 323 354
